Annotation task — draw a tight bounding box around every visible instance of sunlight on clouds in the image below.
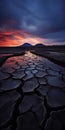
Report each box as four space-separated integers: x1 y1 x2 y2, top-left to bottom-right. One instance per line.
21 37 45 45
0 30 46 46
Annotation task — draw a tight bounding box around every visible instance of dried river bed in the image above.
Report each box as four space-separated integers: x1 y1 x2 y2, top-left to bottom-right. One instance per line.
0 51 65 130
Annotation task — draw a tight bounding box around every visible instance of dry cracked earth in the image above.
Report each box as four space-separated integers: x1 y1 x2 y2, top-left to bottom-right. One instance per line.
0 51 65 130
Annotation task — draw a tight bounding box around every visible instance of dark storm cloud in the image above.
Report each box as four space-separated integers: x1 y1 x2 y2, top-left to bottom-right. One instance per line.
12 0 65 32
0 0 65 44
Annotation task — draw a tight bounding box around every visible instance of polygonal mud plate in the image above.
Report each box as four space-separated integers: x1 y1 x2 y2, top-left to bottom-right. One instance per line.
12 70 25 79
22 78 39 93
35 71 47 78
47 76 65 88
45 109 65 130
19 94 46 125
0 78 21 91
37 85 49 96
0 71 10 80
0 91 20 127
47 88 65 107
16 112 41 130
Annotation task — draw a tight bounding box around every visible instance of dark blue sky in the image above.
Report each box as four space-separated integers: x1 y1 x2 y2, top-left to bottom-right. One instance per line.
0 0 65 46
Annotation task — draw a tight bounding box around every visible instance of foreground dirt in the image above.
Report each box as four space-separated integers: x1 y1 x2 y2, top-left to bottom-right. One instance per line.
0 51 65 130
31 50 65 67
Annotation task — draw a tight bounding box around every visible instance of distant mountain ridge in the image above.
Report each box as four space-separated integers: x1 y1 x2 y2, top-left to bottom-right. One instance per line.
35 43 45 47
20 43 45 47
21 43 32 47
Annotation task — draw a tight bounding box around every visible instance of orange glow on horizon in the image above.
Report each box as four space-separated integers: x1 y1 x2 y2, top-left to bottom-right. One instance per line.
0 30 45 47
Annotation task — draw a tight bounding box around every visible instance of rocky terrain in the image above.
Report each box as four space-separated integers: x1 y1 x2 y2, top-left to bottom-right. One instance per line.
0 51 65 130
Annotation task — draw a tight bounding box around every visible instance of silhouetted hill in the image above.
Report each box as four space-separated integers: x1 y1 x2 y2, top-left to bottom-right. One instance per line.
21 43 32 47
35 43 45 47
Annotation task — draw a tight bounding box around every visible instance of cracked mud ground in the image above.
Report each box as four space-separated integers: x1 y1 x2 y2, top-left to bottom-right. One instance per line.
0 51 65 130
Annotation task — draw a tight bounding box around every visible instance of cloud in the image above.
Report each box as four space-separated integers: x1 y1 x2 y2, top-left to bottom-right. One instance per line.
0 30 29 46
0 0 65 46
0 30 45 46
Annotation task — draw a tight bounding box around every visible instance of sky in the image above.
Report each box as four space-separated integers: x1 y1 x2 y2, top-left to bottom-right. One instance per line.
0 0 65 46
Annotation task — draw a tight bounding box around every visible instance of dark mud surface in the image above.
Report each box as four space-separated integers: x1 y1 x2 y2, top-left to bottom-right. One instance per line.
31 50 65 67
0 51 65 130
